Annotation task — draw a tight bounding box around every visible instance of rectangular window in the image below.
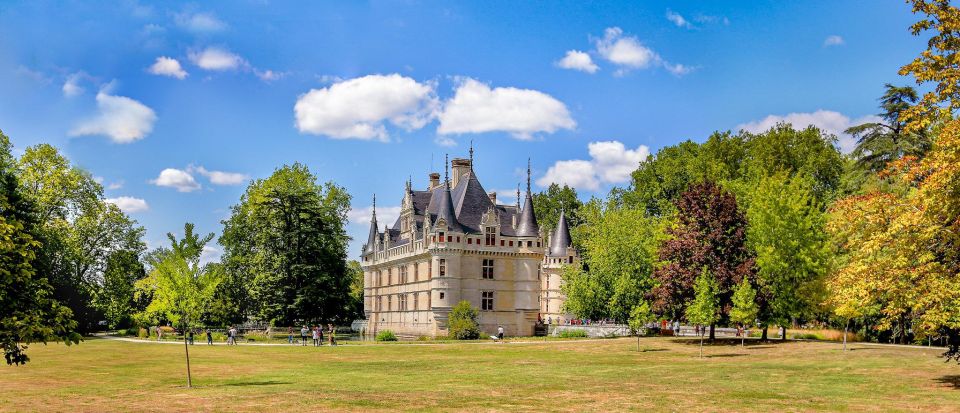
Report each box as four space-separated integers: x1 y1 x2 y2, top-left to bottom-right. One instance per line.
388 295 393 312
400 265 408 284
388 268 393 285
482 259 494 279
500 240 504 246
482 291 494 311
456 236 460 242
399 294 407 311
414 263 419 282
468 238 472 245
485 227 496 246
527 241 532 247
509 241 513 247
439 292 445 300
413 292 419 311
439 259 446 276
447 235 453 242
438 232 444 241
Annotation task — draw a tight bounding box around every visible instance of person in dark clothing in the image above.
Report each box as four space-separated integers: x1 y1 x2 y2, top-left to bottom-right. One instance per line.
206 330 213 345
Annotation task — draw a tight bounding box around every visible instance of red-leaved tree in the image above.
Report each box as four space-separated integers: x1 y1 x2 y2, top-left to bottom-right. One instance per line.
650 181 755 340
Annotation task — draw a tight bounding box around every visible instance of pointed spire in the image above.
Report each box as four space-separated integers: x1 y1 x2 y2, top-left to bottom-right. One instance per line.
436 154 463 232
516 159 540 237
445 154 449 184
549 208 573 257
365 194 379 254
469 140 474 169
516 184 521 210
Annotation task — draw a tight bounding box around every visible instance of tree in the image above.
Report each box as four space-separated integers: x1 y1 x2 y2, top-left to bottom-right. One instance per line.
651 182 754 339
0 130 80 365
685 270 719 358
100 250 147 329
135 223 221 388
220 163 352 326
628 301 654 351
560 201 660 321
729 279 759 347
346 260 364 322
899 0 960 132
448 300 481 340
533 183 583 240
846 84 931 172
747 173 830 340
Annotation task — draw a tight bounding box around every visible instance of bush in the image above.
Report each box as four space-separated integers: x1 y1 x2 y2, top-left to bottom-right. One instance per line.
448 300 481 340
557 329 588 338
137 328 149 339
376 330 398 341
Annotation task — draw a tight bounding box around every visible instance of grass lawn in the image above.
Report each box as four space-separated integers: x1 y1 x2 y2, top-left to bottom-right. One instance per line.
3 336 960 412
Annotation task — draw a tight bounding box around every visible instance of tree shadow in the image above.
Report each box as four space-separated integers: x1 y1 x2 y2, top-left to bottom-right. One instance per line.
706 353 746 358
935 375 960 389
670 338 789 347
638 348 667 352
221 380 292 387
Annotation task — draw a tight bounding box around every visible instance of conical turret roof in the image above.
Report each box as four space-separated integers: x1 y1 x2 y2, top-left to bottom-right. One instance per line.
515 159 540 237
365 195 379 254
548 209 572 257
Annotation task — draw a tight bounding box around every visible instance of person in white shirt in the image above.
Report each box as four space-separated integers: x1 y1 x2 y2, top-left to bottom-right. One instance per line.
300 326 309 346
312 326 320 346
497 326 504 341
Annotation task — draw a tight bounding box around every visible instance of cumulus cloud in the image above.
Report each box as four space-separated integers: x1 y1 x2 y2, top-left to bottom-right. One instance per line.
62 73 85 97
70 91 157 143
200 245 221 266
189 47 246 71
348 205 402 227
150 168 201 192
736 110 882 154
824 35 844 47
437 78 575 140
148 56 188 79
105 196 149 213
255 69 284 82
294 74 438 141
556 50 599 73
190 165 249 185
666 10 692 28
593 27 691 76
537 141 650 191
175 11 226 32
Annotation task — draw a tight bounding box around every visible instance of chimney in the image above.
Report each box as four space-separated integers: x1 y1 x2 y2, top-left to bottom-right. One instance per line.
451 158 471 188
488 191 497 204
429 173 440 190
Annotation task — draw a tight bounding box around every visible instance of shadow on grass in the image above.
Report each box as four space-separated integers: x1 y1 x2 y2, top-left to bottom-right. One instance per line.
935 375 960 389
706 353 746 358
221 380 292 387
637 348 668 353
670 338 793 347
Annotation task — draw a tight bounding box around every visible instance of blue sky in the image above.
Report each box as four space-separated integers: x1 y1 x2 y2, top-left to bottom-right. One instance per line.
0 1 925 260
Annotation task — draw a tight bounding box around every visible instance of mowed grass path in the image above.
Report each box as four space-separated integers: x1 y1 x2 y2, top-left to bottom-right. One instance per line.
3 337 960 412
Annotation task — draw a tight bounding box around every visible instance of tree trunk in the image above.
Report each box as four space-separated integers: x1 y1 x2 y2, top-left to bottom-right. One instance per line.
184 332 193 388
709 324 715 341
761 326 768 341
781 326 787 341
699 335 704 358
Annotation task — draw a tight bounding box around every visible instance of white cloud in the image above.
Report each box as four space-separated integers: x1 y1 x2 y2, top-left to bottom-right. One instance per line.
348 205 402 227
105 196 149 213
189 47 246 71
107 181 124 190
190 165 249 185
593 27 691 76
434 136 457 147
294 74 438 141
736 110 882 154
175 11 226 32
148 56 188 79
556 50 599 73
666 10 692 28
16 66 52 84
62 73 85 97
537 141 650 192
199 245 221 266
824 35 844 47
70 91 157 143
437 78 575 140
255 69 284 82
150 168 201 192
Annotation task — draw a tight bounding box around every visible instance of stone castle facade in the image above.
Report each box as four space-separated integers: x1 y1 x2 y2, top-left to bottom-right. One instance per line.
361 153 577 337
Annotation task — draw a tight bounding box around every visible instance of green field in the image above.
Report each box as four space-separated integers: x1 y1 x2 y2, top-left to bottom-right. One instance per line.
3 336 959 412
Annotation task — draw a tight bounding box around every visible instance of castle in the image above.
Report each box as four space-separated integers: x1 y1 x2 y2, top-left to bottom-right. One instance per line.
361 152 577 337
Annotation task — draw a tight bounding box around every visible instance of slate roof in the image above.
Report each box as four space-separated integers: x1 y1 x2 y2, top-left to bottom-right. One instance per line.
548 209 572 257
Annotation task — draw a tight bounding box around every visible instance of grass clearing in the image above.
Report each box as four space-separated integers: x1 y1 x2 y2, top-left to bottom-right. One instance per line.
3 336 959 412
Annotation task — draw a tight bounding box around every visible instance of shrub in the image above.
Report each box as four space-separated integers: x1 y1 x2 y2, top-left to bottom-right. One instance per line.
376 330 398 341
558 329 588 338
448 300 481 340
137 328 149 339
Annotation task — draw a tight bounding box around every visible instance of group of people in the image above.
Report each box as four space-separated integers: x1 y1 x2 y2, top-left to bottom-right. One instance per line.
293 325 337 346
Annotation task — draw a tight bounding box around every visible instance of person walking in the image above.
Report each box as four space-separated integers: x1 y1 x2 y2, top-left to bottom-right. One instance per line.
287 327 293 345
497 326 504 341
300 325 309 346
228 326 238 345
206 329 213 345
328 324 337 346
673 320 680 337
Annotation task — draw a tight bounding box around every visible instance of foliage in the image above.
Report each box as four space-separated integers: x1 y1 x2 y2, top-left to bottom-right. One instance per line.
0 130 80 365
651 182 754 322
899 0 960 132
375 330 397 341
100 250 147 329
627 301 654 335
346 260 364 321
747 173 830 328
220 163 352 326
846 84 932 172
448 300 481 340
729 278 759 328
533 183 583 242
556 329 588 338
685 269 720 328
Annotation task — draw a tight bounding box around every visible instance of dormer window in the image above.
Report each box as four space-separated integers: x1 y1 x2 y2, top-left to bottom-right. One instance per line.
485 226 496 246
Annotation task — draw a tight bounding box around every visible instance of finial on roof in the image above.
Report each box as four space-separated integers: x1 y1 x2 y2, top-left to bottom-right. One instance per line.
526 158 531 193
445 154 449 185
469 140 474 168
372 194 377 219
516 184 520 209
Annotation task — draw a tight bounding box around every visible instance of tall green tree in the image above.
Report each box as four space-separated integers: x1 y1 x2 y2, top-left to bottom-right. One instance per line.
100 250 147 329
685 270 720 358
533 183 583 238
846 84 931 172
136 223 221 388
0 130 80 365
747 173 831 340
220 163 352 325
